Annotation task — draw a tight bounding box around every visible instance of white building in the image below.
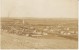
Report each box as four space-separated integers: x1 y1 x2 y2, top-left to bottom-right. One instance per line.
42 32 48 35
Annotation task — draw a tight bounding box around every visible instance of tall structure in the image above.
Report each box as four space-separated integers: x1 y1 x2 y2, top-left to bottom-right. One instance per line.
23 19 24 26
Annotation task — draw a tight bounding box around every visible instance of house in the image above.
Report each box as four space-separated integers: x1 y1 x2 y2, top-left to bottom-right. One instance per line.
42 32 48 35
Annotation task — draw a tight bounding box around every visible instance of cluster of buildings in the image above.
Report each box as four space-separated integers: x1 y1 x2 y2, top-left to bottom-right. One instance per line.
1 21 78 37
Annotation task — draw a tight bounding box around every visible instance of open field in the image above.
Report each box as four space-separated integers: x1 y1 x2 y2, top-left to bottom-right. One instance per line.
1 31 78 49
1 17 78 49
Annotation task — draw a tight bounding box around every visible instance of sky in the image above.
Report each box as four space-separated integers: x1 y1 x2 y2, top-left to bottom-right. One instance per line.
78 0 79 18
1 0 78 18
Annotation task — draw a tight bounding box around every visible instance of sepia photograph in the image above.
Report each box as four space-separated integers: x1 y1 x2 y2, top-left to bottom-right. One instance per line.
0 0 78 49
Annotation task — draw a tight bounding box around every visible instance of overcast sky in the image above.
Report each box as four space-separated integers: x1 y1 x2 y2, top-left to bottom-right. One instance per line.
1 0 77 18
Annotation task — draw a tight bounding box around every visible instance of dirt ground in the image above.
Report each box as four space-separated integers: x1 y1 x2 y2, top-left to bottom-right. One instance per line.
0 31 78 49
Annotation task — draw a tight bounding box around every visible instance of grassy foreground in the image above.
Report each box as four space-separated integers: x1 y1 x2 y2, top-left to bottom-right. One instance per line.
1 31 78 49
